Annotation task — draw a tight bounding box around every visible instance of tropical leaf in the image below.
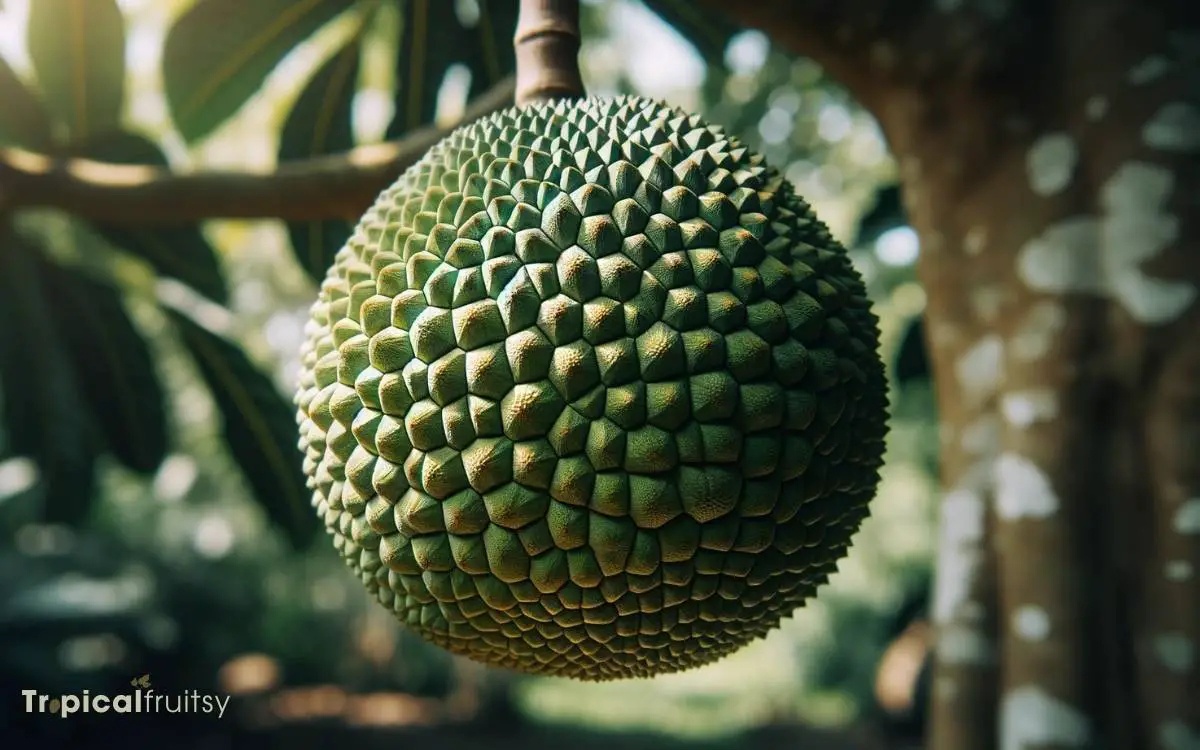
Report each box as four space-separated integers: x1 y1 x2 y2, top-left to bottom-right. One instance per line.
855 184 905 248
640 0 743 64
163 0 357 143
0 56 55 150
166 310 317 550
73 133 228 304
895 316 930 386
0 227 99 525
387 0 458 138
465 0 519 100
25 0 126 142
278 38 363 282
385 0 518 140
30 254 168 475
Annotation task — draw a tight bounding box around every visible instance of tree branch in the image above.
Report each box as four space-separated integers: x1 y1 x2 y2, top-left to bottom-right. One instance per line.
514 0 585 105
0 78 515 226
694 0 1027 109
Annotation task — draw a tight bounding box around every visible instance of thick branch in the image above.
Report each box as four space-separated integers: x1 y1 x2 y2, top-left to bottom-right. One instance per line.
513 0 584 105
0 78 515 226
694 0 1026 110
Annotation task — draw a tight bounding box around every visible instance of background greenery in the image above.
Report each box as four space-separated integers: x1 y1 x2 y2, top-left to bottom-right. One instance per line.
0 0 935 741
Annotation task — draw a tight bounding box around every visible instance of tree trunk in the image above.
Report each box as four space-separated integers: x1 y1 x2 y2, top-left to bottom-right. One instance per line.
705 1 1200 747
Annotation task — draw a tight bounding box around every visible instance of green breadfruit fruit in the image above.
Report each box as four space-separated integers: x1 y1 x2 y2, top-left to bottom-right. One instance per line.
294 96 888 681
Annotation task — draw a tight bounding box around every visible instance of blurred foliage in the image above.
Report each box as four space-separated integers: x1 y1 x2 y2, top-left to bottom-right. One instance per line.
26 0 126 141
0 0 935 740
278 17 367 281
76 132 230 303
163 0 357 144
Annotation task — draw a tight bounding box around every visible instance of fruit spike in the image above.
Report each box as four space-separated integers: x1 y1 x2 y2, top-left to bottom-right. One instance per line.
294 96 888 681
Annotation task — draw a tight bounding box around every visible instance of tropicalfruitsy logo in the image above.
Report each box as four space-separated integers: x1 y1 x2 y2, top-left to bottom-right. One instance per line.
22 674 230 719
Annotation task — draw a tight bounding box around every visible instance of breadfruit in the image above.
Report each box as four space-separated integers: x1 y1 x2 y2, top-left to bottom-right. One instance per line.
294 96 888 680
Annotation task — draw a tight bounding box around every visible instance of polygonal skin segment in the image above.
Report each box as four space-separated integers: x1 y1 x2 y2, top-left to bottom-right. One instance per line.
295 95 888 682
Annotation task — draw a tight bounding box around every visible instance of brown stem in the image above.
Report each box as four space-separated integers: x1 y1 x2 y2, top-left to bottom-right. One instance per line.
513 0 585 105
0 78 514 225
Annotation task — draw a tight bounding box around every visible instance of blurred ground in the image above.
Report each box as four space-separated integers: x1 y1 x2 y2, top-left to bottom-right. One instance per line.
9 694 923 750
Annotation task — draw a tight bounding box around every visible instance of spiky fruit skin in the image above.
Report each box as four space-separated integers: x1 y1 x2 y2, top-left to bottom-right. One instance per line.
295 96 887 681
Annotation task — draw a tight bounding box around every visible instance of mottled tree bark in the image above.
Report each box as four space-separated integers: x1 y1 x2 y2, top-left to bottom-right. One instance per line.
701 0 1200 748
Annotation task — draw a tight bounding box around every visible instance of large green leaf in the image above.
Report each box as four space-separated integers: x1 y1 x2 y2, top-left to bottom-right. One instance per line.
163 0 357 143
855 184 905 248
0 55 55 149
166 310 317 549
25 0 126 142
895 316 930 386
385 0 518 140
387 0 457 137
278 38 363 282
465 1 519 100
0 227 100 525
74 133 228 304
30 253 168 475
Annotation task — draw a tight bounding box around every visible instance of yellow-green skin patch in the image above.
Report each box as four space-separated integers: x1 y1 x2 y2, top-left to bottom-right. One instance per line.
295 96 888 681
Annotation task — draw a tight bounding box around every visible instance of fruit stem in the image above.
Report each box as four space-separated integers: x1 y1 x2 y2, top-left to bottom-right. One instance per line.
513 0 585 105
